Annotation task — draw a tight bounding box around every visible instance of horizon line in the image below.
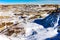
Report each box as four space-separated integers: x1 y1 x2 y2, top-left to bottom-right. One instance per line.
0 3 60 5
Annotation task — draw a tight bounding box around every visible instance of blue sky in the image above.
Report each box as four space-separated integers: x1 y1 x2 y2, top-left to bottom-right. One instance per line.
0 0 60 4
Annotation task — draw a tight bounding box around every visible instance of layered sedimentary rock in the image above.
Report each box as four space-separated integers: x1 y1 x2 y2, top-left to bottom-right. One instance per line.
0 4 60 40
